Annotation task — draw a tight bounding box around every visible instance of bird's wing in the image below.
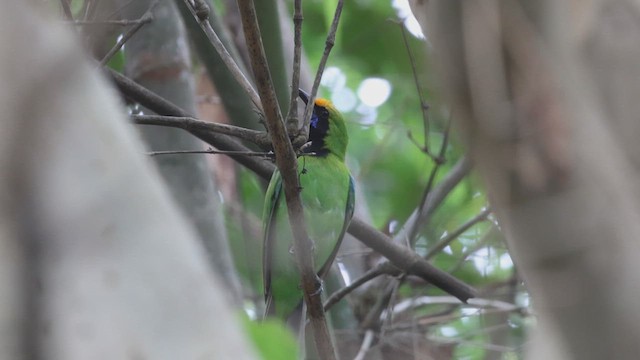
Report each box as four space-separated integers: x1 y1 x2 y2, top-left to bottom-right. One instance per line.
317 175 355 279
262 169 283 316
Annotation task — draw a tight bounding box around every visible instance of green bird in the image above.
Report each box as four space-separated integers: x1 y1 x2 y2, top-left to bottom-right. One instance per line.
262 89 355 321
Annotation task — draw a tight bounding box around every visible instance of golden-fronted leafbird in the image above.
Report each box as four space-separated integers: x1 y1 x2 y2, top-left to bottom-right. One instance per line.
262 89 355 320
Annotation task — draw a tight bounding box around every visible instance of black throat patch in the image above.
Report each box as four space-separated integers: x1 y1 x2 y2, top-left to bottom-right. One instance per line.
303 105 330 156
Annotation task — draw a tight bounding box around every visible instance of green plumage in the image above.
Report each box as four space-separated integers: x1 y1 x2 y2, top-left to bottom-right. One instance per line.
262 92 354 320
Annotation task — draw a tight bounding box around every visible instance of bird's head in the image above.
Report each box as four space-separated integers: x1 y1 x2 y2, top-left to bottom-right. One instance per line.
298 89 348 160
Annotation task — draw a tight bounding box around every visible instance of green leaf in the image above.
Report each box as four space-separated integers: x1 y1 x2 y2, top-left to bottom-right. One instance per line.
241 316 298 360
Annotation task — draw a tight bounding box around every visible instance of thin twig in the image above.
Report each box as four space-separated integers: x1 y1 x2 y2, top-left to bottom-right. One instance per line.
447 233 492 274
381 275 404 333
348 219 476 302
132 114 271 148
360 280 396 330
285 0 303 133
107 68 274 180
388 296 525 320
82 0 95 21
407 118 452 246
425 207 491 260
99 1 158 66
72 19 151 26
324 262 400 312
399 21 432 156
298 0 344 145
105 0 137 20
236 0 336 358
353 330 375 360
147 148 272 157
182 0 263 113
394 156 471 245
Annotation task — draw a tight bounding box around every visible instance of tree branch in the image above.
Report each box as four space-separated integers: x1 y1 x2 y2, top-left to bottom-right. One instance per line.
406 118 452 246
106 68 273 180
425 207 491 260
348 219 476 302
394 156 471 245
131 114 271 148
285 0 303 133
297 0 344 146
99 0 157 66
398 21 432 156
147 148 272 158
324 261 400 312
236 0 336 358
59 0 73 20
182 0 263 112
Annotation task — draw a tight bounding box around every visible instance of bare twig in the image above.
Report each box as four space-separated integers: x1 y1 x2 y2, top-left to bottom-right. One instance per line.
107 68 274 180
407 118 452 246
448 234 492 274
147 148 272 158
182 0 263 112
285 0 303 133
395 296 524 315
236 0 336 358
132 114 271 148
395 157 471 245
82 0 95 21
298 0 344 145
360 280 396 330
105 0 137 20
98 1 158 66
353 330 375 360
348 219 476 302
71 19 152 26
399 21 432 155
425 207 491 260
324 262 400 312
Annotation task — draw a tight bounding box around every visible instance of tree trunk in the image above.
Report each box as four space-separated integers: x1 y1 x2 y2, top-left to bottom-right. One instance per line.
121 0 243 303
412 0 640 358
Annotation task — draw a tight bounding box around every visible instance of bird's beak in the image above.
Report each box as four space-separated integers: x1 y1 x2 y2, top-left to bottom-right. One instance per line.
298 88 310 105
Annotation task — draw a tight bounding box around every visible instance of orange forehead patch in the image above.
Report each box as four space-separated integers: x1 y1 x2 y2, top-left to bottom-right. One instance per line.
314 98 332 108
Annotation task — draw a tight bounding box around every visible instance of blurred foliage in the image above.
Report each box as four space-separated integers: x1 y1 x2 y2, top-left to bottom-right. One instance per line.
241 315 299 360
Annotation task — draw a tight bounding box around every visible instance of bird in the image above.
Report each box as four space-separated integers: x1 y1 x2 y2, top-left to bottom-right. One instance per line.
262 89 355 321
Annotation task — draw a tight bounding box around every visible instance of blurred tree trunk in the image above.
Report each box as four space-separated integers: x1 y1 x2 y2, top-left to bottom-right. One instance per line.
0 1 257 358
411 0 640 358
120 0 243 303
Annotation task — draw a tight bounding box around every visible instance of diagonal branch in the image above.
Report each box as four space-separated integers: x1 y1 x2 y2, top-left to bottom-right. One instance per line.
406 118 452 246
235 0 336 358
425 207 492 260
348 219 476 302
182 0 263 112
324 261 401 312
107 68 273 179
60 0 73 20
147 148 272 157
285 0 303 133
394 156 471 246
99 0 157 66
297 0 344 146
131 114 271 148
